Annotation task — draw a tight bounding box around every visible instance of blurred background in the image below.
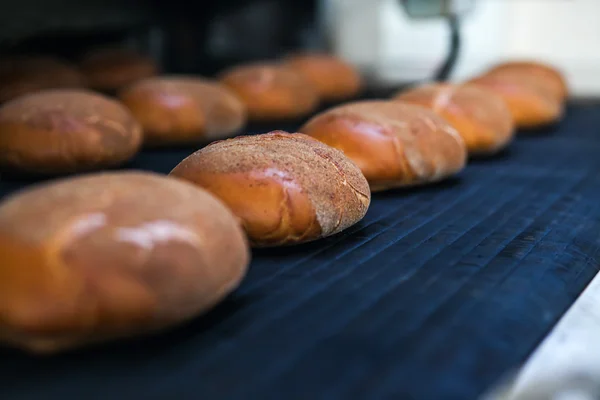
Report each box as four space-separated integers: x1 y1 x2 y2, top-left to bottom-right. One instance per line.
0 0 596 95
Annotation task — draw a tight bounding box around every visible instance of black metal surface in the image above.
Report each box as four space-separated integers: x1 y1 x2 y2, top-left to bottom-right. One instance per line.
1 103 600 400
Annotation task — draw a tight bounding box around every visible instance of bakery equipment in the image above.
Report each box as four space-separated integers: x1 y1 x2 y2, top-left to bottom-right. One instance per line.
1 1 600 399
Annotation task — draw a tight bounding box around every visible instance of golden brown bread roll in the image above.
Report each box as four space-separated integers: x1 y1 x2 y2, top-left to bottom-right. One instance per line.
218 63 319 122
298 101 467 192
170 131 370 247
118 76 247 146
486 60 568 101
0 56 86 103
467 73 564 128
0 89 143 175
80 48 158 92
283 53 363 102
0 171 250 354
394 83 515 155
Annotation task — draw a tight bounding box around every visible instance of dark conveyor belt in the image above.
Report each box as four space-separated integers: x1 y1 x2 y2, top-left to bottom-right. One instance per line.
1 103 600 400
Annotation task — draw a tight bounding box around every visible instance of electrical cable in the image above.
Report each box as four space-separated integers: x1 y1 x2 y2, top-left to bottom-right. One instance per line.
434 13 461 81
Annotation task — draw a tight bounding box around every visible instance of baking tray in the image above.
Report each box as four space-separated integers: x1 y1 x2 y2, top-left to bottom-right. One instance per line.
1 101 600 400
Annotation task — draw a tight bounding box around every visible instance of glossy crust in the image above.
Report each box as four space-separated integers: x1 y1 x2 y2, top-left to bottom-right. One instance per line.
170 131 371 247
283 53 363 102
0 89 143 175
80 48 158 92
0 56 86 103
119 76 247 146
467 73 564 128
0 172 250 354
218 63 319 122
486 60 568 101
299 101 467 191
394 83 515 155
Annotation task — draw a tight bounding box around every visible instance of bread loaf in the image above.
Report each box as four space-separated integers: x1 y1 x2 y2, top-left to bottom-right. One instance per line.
219 63 319 122
119 76 246 146
80 48 158 92
0 172 250 354
486 60 568 101
298 101 467 191
0 89 143 175
170 131 371 247
0 56 86 103
283 53 363 102
468 73 563 128
394 83 515 155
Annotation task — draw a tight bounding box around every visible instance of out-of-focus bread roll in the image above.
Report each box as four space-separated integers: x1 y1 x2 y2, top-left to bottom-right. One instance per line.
0 172 250 354
118 76 246 146
218 63 319 122
283 53 363 102
298 101 467 191
394 83 515 155
0 89 143 175
80 48 158 92
468 73 564 128
486 60 568 101
170 131 370 247
0 56 86 103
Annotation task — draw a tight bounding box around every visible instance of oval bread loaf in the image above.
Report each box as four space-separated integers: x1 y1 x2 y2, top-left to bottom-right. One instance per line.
394 83 515 155
219 63 319 122
119 76 246 146
283 53 363 102
299 101 467 192
0 89 143 175
170 131 371 247
0 172 250 354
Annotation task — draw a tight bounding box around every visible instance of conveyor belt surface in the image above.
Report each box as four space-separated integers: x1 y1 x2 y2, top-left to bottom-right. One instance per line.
1 103 600 400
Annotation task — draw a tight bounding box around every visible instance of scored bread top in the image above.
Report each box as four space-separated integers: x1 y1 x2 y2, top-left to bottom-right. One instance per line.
170 131 370 245
299 100 467 190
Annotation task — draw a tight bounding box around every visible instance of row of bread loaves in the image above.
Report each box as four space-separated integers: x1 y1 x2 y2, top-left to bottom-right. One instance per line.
0 55 567 355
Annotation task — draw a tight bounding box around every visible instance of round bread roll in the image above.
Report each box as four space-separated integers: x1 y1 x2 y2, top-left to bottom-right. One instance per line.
394 83 515 155
118 76 247 146
80 48 158 92
170 131 371 247
0 171 250 354
468 73 564 128
486 60 568 101
298 101 467 192
0 89 143 175
0 56 86 103
283 53 363 102
218 63 319 122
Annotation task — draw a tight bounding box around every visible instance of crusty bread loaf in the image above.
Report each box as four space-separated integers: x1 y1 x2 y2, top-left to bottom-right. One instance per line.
0 171 250 354
298 101 467 192
486 60 568 101
170 131 370 247
394 83 515 155
283 53 363 102
218 63 319 122
80 48 158 92
0 89 143 175
119 76 247 146
0 56 86 103
468 73 563 128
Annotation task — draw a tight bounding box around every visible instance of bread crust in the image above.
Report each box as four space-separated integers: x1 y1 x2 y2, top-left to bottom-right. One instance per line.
394 83 515 155
0 171 250 354
468 73 564 128
119 76 247 146
170 131 371 247
486 61 568 101
0 89 143 174
299 100 467 191
80 48 158 92
283 53 362 102
219 63 319 121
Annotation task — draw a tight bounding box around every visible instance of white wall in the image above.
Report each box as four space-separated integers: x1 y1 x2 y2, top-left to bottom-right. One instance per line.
327 0 600 97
